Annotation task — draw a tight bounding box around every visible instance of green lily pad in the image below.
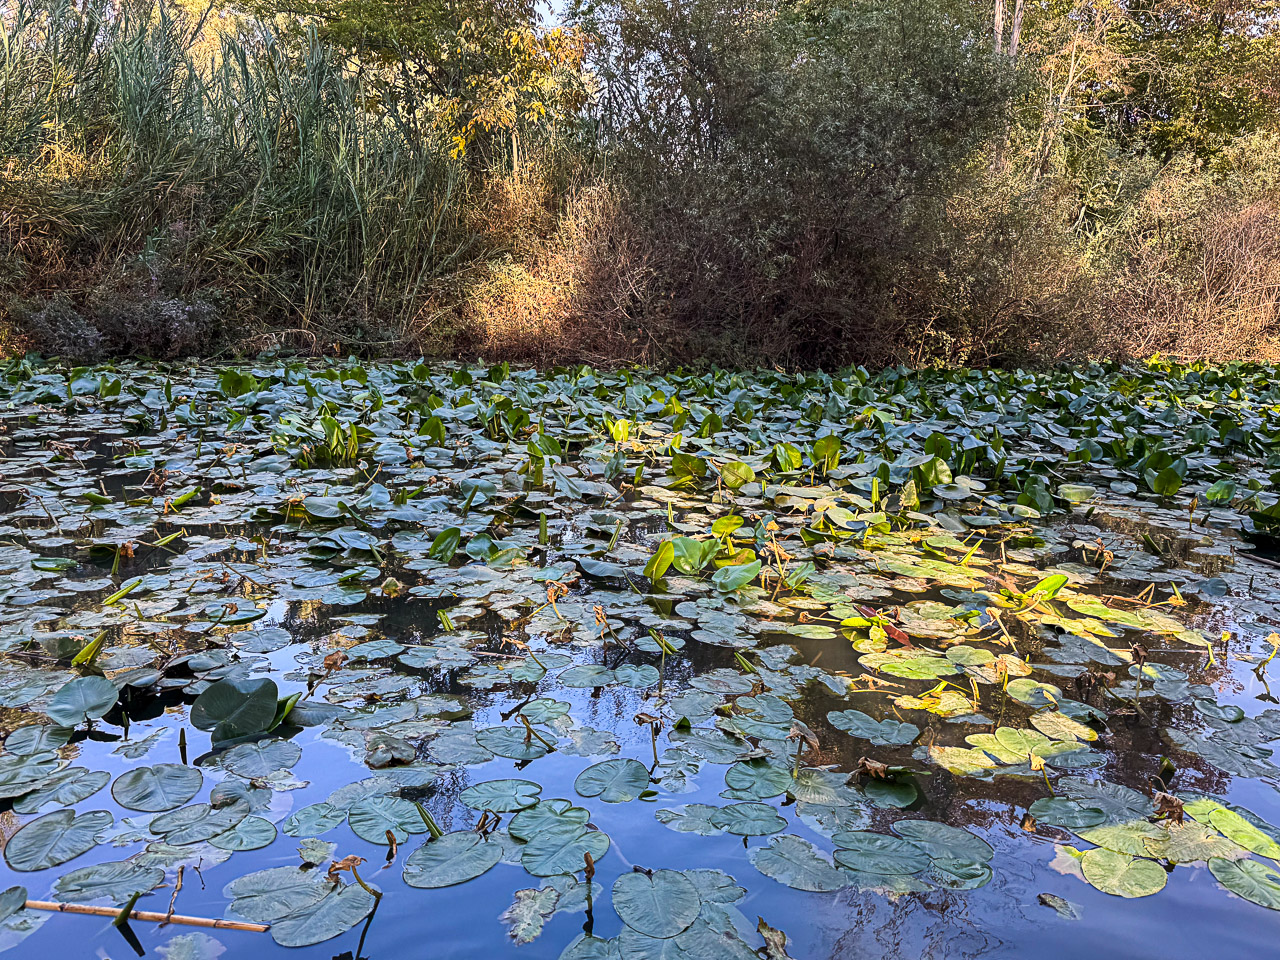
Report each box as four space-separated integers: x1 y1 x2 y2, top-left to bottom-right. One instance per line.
210 816 277 851
832 831 931 875
13 767 109 814
53 861 164 904
1080 848 1166 897
0 752 63 799
461 779 543 812
655 804 723 836
269 883 376 947
191 677 279 741
404 832 503 887
4 808 113 871
1075 820 1166 856
521 822 611 877
891 820 993 862
476 725 552 761
112 764 204 812
282 802 347 837
828 710 919 746
1209 857 1280 910
46 676 118 728
722 759 792 800
150 800 250 845
347 796 428 844
5 724 72 755
709 802 787 836
221 739 302 778
226 866 329 923
1029 798 1107 829
575 760 650 803
612 869 701 939
749 835 848 891
509 799 592 842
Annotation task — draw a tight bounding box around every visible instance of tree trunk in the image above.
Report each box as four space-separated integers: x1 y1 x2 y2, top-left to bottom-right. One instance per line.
1009 0 1025 58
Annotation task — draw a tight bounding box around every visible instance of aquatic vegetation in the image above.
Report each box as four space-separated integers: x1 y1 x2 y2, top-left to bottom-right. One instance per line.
0 356 1279 956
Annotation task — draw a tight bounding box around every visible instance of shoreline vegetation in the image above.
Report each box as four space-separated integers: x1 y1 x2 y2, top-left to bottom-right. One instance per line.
1 0 1279 368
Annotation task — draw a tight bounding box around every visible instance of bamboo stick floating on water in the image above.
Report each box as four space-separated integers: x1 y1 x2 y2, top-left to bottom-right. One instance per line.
22 901 269 932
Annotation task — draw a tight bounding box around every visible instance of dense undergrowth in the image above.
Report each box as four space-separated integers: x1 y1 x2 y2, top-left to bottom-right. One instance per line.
1 0 1278 367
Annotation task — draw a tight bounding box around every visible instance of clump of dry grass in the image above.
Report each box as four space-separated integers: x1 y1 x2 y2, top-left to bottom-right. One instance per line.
457 166 652 364
1105 187 1280 362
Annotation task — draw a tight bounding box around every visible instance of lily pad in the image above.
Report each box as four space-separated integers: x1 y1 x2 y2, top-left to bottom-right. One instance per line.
891 820 993 862
521 823 611 877
832 831 931 876
509 799 592 842
612 869 701 939
828 709 919 746
4 809 113 871
347 796 428 844
191 677 279 742
53 861 164 904
461 779 543 812
269 883 376 947
749 835 848 891
112 764 204 812
1209 857 1280 910
403 832 503 887
46 676 118 728
1080 848 1166 898
575 759 650 803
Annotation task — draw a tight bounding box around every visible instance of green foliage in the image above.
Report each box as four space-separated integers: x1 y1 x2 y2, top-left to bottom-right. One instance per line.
1 0 1278 364
0 0 589 356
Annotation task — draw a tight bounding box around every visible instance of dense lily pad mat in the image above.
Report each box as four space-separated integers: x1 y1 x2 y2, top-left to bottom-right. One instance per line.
1 357 1280 957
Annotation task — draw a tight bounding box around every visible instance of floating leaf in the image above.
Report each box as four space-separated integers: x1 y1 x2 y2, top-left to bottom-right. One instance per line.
655 804 723 836
1075 821 1166 857
710 802 787 836
575 760 650 803
891 821 993 862
509 799 591 842
191 678 279 741
461 779 542 812
222 739 302 778
1209 857 1280 910
54 861 164 904
112 764 203 813
1208 808 1280 860
226 867 328 924
828 710 919 746
151 800 250 845
282 803 347 837
210 817 277 851
476 725 552 761
612 869 701 939
347 796 428 844
1143 821 1246 863
404 832 503 887
1080 849 1166 898
521 823 611 877
46 676 118 728
722 759 792 800
269 883 376 948
832 831 931 875
749 835 848 891
4 809 113 871
13 767 108 814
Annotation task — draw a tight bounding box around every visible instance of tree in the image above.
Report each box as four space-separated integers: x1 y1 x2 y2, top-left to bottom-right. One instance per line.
252 0 591 158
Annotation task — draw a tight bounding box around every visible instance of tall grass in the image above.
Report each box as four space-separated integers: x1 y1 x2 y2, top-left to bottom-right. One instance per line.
0 0 517 353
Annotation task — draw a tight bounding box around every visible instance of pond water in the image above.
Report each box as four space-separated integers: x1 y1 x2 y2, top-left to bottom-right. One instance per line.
1 358 1279 960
